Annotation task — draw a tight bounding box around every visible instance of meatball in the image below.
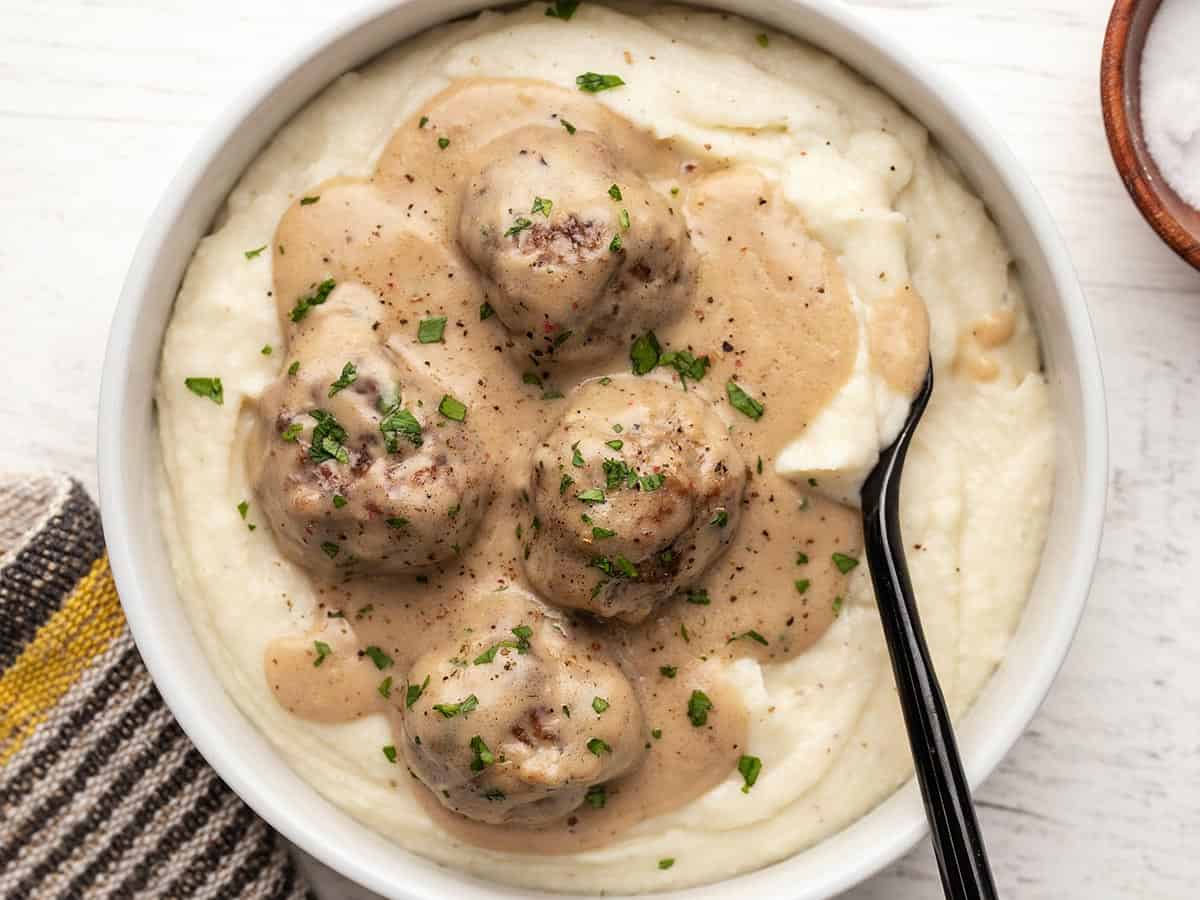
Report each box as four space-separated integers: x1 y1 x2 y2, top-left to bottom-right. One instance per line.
249 305 493 575
524 376 747 622
400 593 644 825
458 126 694 363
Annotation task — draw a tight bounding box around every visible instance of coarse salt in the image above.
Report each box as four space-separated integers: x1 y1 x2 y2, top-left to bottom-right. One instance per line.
1141 0 1200 210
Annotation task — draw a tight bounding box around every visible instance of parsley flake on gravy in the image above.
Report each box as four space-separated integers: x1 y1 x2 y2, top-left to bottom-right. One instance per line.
289 278 336 322
309 409 349 464
592 696 610 714
364 646 393 670
505 216 533 238
832 552 859 574
738 754 763 792
687 690 713 726
418 316 447 343
659 665 677 678
184 377 223 405
280 422 303 442
377 676 393 699
560 118 577 135
287 360 300 376
685 588 710 605
658 858 675 870
332 494 347 508
794 578 811 595
576 72 625 92
236 500 249 520
406 675 430 708
469 735 495 770
545 0 580 20
608 183 623 201
479 301 495 320
433 694 479 718
586 737 612 756
609 233 623 252
729 629 769 646
438 394 468 421
710 509 729 528
300 195 320 205
832 595 845 616
531 196 554 217
585 784 607 808
327 361 357 396
320 541 340 559
630 331 661 375
244 245 267 260
382 745 398 763
726 380 765 419
312 640 332 667
577 488 606 504
437 136 451 150
380 405 423 452
756 33 769 48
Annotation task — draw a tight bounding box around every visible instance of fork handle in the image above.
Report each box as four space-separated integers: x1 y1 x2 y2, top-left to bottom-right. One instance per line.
861 408 999 900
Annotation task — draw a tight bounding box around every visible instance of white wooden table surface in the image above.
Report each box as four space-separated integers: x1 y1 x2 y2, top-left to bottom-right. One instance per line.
2 0 1197 897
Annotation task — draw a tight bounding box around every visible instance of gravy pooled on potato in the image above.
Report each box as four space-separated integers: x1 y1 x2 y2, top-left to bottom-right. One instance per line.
246 75 923 847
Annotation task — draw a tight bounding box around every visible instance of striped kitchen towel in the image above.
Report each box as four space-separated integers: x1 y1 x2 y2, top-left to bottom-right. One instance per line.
0 473 316 900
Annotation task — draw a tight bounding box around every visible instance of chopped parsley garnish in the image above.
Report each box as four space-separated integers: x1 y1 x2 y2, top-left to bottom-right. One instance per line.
480 301 495 320
289 278 336 322
796 551 809 565
364 646 393 670
738 754 762 792
377 676 393 699
592 696 610 714
433 694 479 718
531 196 554 217
260 344 272 356
437 136 450 150
545 0 579 20
382 745 398 763
608 183 622 201
710 509 728 528
505 217 533 238
483 789 506 802
332 494 347 508
438 394 467 421
386 516 409 529
630 331 661 375
832 552 859 574
300 195 320 205
309 409 349 463
659 665 677 678
585 784 607 809
561 118 577 135
237 500 249 519
287 360 300 376
652 728 663 739
280 422 303 442
511 624 533 646
658 858 675 870
380 404 423 452
577 488 606 504
559 473 575 495
687 690 713 726
405 674 430 708
328 361 357 396
605 439 623 451
685 588 710 605
473 644 500 665
659 349 710 384
729 630 769 646
592 525 616 540
184 377 223 405
312 640 332 667
679 622 690 642
726 380 765 419
320 541 340 559
571 443 586 467
618 208 630 230
794 579 810 595
586 737 612 756
639 472 666 492
609 233 623 252
576 72 625 92
757 456 764 475
755 33 769 48
602 458 634 490
469 734 495 770
418 316 447 343
832 596 844 616
418 115 429 128
244 245 267 260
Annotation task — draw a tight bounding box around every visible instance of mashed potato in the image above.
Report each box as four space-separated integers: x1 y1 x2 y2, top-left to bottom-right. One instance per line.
156 3 1053 893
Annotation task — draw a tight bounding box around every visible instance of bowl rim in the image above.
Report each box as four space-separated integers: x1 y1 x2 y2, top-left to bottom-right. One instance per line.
1100 0 1200 271
98 1 1108 898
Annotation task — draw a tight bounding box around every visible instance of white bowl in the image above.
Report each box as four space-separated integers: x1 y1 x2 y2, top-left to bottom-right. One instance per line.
98 1 1107 898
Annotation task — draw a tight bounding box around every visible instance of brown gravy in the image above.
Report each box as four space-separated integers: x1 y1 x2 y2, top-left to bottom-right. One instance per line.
257 78 924 853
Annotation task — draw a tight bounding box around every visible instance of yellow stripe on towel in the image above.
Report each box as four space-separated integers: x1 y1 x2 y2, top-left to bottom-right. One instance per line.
0 555 125 765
